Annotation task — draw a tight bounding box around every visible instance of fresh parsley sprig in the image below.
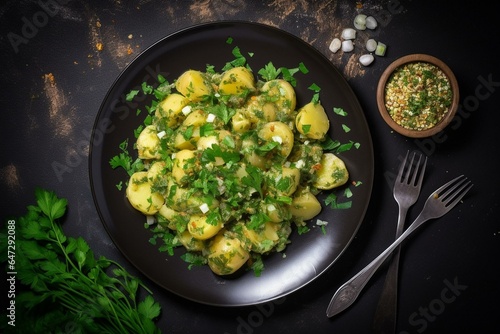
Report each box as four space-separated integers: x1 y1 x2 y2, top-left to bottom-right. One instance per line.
257 61 308 87
0 189 162 334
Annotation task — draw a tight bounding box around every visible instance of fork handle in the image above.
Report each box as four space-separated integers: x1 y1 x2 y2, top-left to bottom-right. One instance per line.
371 207 408 333
371 244 401 332
326 214 429 317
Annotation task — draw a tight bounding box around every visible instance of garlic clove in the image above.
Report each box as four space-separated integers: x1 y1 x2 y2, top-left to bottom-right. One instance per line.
341 40 354 52
329 38 342 53
359 54 374 66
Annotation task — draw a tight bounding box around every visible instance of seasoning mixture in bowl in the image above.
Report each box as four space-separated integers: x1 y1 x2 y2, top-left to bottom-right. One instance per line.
384 61 453 131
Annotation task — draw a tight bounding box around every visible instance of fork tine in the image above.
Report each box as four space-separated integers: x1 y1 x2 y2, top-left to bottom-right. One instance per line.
433 175 465 195
443 180 473 207
404 152 417 184
437 175 467 200
408 153 424 186
415 156 427 187
397 151 409 183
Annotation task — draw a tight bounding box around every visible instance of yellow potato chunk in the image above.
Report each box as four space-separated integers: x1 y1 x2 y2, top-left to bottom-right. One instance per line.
314 153 349 189
244 98 277 125
231 110 251 133
147 161 166 182
187 214 223 240
261 79 296 113
240 222 280 254
156 93 189 127
126 172 164 215
266 166 300 197
136 125 161 159
241 137 266 169
177 230 205 252
157 204 180 230
289 189 322 221
172 149 196 184
182 109 206 127
295 101 330 139
258 121 294 158
218 66 255 95
174 126 200 150
175 70 212 102
207 231 250 275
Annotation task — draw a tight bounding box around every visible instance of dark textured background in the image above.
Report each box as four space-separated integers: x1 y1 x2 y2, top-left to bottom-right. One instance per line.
1 1 499 333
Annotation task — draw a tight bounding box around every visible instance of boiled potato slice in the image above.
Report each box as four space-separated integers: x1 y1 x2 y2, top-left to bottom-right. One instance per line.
136 125 161 159
295 101 330 139
187 214 223 240
175 70 212 102
182 109 206 127
126 171 164 215
166 179 218 212
147 161 166 182
314 153 349 189
231 110 251 133
241 137 266 169
240 221 280 254
244 98 277 125
261 79 296 113
258 121 294 158
218 66 255 95
172 149 196 184
289 189 322 221
177 230 205 252
157 204 181 230
156 93 189 127
174 126 200 150
266 166 300 197
207 231 250 275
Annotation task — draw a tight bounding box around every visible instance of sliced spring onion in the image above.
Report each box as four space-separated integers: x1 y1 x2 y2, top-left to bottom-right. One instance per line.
353 14 367 30
366 39 377 52
366 16 378 29
375 42 387 56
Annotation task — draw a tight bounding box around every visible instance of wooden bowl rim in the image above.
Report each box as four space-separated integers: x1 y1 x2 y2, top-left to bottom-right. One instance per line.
376 54 459 138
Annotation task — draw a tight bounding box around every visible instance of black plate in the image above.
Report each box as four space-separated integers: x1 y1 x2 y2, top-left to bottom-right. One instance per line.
89 21 374 306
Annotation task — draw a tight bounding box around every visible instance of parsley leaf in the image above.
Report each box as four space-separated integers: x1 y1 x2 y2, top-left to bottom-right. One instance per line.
258 62 280 81
241 165 264 197
0 189 162 333
308 83 321 104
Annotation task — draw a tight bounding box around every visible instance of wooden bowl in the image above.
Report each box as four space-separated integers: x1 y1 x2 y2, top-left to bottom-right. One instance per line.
376 54 459 138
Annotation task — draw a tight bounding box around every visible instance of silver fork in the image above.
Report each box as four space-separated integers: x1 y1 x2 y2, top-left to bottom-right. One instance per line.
326 175 473 318
372 151 427 333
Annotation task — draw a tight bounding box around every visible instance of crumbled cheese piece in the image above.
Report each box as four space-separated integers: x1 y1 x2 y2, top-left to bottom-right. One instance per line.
171 153 176 159
206 113 216 122
272 135 282 144
267 204 276 212
157 130 166 139
181 105 192 115
199 203 210 214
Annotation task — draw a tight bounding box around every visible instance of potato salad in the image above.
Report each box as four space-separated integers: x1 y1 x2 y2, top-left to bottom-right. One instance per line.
118 59 349 276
